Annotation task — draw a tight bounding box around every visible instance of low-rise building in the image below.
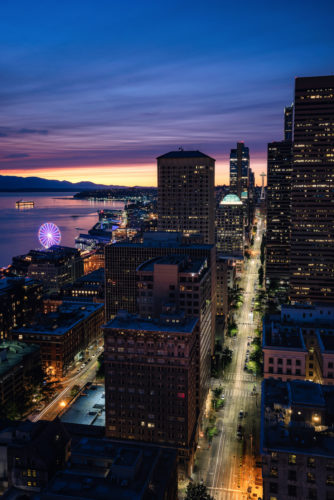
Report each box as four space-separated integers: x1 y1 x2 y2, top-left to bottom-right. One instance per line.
0 419 70 494
0 341 41 409
38 435 177 500
261 378 334 500
12 246 83 292
61 268 104 303
0 277 43 340
12 302 104 378
263 305 334 383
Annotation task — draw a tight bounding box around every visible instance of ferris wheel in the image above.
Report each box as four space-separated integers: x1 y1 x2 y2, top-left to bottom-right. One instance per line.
38 222 61 248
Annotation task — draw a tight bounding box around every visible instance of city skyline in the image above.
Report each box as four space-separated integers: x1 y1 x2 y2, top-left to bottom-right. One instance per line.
1 1 334 186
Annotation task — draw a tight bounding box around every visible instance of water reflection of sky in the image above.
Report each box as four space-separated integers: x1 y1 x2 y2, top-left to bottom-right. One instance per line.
0 192 124 267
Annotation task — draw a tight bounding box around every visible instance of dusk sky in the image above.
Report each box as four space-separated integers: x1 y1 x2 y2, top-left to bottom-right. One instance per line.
1 0 333 186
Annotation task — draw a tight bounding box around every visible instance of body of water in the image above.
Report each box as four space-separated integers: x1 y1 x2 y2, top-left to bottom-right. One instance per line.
0 192 124 268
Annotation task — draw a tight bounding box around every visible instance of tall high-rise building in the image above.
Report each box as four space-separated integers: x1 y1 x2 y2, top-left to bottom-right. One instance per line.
216 193 244 257
136 255 213 412
290 75 334 304
157 151 215 244
103 311 199 474
284 104 293 141
266 141 293 283
229 142 249 198
105 232 216 321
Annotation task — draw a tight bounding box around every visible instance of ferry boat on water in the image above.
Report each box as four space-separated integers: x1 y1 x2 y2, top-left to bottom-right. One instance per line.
15 200 34 209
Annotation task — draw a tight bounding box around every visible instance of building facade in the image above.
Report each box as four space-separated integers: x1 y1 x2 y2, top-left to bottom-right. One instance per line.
261 378 334 500
266 141 293 284
12 302 104 377
157 151 215 244
136 255 213 412
0 341 41 410
0 277 43 339
12 246 84 292
290 75 334 304
103 311 199 475
105 232 216 328
230 142 249 199
284 104 293 141
262 305 334 383
216 193 244 257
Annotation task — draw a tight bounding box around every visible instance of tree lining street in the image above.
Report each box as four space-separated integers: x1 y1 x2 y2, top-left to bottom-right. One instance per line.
193 211 264 500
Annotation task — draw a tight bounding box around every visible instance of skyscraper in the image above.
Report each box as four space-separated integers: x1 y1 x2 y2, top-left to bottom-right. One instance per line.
284 104 293 141
105 232 216 321
290 75 334 304
266 141 293 283
157 151 215 244
216 194 244 257
136 255 213 412
229 142 249 198
103 311 199 474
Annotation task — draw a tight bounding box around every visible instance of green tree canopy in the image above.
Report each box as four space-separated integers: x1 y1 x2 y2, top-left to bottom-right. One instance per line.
185 482 214 500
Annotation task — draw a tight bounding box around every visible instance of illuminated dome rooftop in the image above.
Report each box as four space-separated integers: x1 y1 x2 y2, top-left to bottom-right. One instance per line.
220 193 242 205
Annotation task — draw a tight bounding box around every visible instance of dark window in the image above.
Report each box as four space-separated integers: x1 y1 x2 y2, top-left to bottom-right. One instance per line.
296 360 301 366
329 362 334 369
287 359 292 365
308 489 317 500
269 367 273 374
307 458 316 468
270 482 278 493
269 357 274 364
296 369 301 375
288 485 297 496
288 470 297 481
278 358 283 365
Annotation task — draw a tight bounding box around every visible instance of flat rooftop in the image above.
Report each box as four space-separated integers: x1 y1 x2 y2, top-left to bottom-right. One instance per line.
38 431 177 500
157 150 214 160
318 332 334 353
103 312 198 334
61 385 105 427
0 276 38 292
14 302 103 336
261 379 334 457
289 380 325 407
0 341 39 378
263 319 306 350
108 231 213 249
76 268 104 283
137 255 207 274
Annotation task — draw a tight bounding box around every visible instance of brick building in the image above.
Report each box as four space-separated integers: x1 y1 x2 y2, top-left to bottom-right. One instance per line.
261 379 334 500
262 305 334 383
12 302 104 378
0 277 43 340
103 311 199 475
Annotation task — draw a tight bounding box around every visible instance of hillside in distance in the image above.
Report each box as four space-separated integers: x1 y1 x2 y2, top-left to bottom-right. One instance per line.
0 174 127 191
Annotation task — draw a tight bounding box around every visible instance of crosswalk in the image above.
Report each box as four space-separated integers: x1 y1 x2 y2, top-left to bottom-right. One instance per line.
222 388 256 398
223 373 255 382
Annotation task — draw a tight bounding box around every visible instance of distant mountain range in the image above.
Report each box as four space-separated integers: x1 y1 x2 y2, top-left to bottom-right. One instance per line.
0 175 127 191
